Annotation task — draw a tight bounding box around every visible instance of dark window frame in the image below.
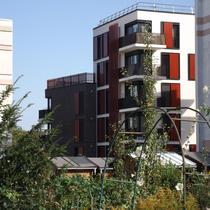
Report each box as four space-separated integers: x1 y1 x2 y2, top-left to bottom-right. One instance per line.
125 20 152 35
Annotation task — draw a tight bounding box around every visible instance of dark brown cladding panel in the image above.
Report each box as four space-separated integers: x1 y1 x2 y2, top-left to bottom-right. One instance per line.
109 23 119 130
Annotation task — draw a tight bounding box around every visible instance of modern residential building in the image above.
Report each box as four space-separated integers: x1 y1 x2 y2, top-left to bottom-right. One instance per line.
196 0 210 151
0 19 13 105
93 2 196 156
39 73 96 156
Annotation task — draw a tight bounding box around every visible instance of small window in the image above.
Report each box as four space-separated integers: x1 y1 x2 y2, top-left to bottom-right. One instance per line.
173 24 180 49
48 98 52 110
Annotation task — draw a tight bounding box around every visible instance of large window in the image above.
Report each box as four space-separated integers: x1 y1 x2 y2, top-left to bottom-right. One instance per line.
160 83 180 107
125 113 143 132
125 20 152 35
125 81 143 99
93 32 109 61
161 53 180 79
125 51 144 76
162 22 180 49
97 60 109 87
162 114 181 141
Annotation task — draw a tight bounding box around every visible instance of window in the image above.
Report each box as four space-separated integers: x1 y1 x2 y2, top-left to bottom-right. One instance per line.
47 98 52 110
97 90 105 114
97 60 109 87
125 51 144 76
93 32 109 61
161 83 180 107
161 53 180 79
125 21 152 35
173 24 180 49
125 81 143 98
162 114 181 141
125 113 143 132
162 22 180 49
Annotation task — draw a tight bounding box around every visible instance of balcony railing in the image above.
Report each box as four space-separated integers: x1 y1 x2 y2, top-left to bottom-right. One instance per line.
119 32 165 48
119 65 166 80
39 109 50 119
119 64 144 78
47 73 94 89
119 96 143 109
98 2 194 26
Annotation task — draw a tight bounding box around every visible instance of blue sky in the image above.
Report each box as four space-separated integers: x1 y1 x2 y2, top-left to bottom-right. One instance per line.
0 0 194 130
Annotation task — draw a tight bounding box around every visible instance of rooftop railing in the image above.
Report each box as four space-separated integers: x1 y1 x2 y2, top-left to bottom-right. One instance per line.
98 2 194 26
47 73 94 89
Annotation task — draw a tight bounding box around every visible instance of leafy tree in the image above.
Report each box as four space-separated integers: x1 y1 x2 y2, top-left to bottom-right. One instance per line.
0 84 63 209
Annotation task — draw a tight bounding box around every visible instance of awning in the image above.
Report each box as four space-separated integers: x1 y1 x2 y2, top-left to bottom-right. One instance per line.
130 152 196 168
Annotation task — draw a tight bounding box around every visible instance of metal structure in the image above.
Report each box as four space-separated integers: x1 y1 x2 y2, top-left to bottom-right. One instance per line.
98 2 194 26
99 106 210 210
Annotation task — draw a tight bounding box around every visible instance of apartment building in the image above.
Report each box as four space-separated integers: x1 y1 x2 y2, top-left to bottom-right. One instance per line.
93 2 196 157
39 73 96 156
196 0 210 151
0 19 13 104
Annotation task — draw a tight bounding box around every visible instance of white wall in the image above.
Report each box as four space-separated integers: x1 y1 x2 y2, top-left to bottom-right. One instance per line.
0 19 13 105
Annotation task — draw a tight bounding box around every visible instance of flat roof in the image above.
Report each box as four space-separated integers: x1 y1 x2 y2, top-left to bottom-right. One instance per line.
95 1 194 28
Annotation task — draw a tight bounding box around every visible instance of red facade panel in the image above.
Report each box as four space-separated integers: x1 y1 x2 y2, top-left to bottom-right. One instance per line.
170 53 179 79
109 23 119 130
74 92 79 114
170 83 180 107
97 118 105 142
189 54 195 80
163 22 173 48
74 119 80 142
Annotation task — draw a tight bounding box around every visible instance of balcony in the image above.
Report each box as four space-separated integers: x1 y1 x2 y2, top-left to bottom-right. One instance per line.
119 65 166 82
119 32 166 53
119 64 144 82
39 109 50 119
119 97 141 110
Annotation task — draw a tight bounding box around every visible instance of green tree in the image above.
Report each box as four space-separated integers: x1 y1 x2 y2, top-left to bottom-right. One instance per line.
0 84 63 209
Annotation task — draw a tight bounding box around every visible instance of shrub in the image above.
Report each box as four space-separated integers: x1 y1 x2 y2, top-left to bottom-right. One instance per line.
136 187 200 210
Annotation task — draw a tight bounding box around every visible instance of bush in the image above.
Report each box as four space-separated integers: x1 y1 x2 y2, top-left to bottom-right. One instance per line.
136 187 200 210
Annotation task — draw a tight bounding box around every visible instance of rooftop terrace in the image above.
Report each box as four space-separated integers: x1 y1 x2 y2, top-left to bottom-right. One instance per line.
47 73 94 89
97 1 194 27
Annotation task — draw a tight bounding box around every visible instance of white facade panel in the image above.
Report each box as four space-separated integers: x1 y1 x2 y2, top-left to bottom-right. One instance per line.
0 19 13 105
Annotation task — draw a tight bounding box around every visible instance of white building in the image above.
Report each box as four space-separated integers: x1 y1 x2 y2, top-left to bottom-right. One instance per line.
93 2 196 156
196 0 210 151
0 19 13 105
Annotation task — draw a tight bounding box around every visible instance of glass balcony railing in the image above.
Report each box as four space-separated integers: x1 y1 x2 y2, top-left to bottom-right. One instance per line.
119 32 165 48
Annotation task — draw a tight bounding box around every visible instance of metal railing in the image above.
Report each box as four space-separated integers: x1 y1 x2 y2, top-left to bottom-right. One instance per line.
119 32 165 48
98 2 194 26
47 73 94 89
